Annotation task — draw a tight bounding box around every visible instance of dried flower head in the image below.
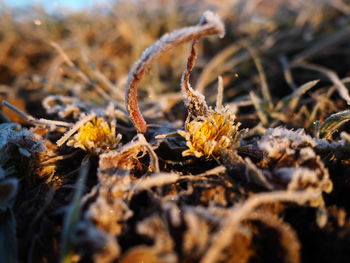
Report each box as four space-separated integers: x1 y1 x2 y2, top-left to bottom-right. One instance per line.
67 117 121 155
179 108 241 158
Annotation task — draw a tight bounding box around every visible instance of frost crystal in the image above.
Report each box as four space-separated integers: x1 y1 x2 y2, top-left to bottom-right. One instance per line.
258 127 316 158
0 123 45 153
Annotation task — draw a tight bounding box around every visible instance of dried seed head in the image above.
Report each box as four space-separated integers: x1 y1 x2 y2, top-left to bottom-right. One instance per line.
67 117 122 155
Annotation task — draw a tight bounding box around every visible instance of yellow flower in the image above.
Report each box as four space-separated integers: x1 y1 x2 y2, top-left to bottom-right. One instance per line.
178 109 241 158
67 117 122 155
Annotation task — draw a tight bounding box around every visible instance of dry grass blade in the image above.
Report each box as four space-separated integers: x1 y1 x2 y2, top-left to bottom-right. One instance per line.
201 190 320 263
279 56 297 91
75 52 124 102
60 155 90 263
50 42 111 102
125 10 224 133
131 173 180 194
295 62 350 105
249 91 269 126
244 157 274 190
195 43 240 93
274 80 319 112
248 46 272 108
216 76 224 109
137 134 160 173
292 26 350 63
131 166 226 194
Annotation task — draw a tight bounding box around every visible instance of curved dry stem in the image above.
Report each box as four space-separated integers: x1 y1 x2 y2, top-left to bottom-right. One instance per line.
125 10 225 134
181 39 209 117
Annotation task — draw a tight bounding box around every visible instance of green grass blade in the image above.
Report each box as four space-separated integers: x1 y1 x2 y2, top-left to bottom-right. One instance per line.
60 155 90 263
319 110 350 139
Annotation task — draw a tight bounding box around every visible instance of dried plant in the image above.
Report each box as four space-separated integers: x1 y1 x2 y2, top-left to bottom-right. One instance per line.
125 10 224 134
177 36 244 159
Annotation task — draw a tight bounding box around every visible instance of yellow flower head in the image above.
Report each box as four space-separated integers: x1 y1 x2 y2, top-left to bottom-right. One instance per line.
178 108 241 158
67 117 122 155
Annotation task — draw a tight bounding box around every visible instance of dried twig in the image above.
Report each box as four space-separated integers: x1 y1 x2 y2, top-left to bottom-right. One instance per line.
125 10 225 133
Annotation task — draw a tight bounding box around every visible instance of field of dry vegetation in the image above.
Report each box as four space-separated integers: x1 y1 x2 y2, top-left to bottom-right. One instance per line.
1 0 350 262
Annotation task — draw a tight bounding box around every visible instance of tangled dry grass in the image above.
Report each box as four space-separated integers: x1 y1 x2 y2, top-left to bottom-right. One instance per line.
1 0 350 263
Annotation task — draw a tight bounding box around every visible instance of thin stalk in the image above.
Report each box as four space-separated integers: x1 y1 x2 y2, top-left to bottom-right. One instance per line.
125 11 225 134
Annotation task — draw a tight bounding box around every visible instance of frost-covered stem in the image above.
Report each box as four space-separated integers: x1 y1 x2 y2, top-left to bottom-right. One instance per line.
2 100 72 128
216 76 224 109
181 40 209 117
126 10 225 134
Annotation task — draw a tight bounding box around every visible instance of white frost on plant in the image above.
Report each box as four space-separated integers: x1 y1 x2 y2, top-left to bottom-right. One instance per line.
201 10 225 38
275 166 332 194
0 123 45 153
299 147 316 161
258 127 316 158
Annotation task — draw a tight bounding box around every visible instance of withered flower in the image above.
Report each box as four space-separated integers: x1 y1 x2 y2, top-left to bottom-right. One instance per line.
67 117 122 155
178 107 241 159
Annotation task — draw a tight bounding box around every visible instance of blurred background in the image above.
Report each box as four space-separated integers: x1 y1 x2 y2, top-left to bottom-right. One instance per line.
1 0 350 130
